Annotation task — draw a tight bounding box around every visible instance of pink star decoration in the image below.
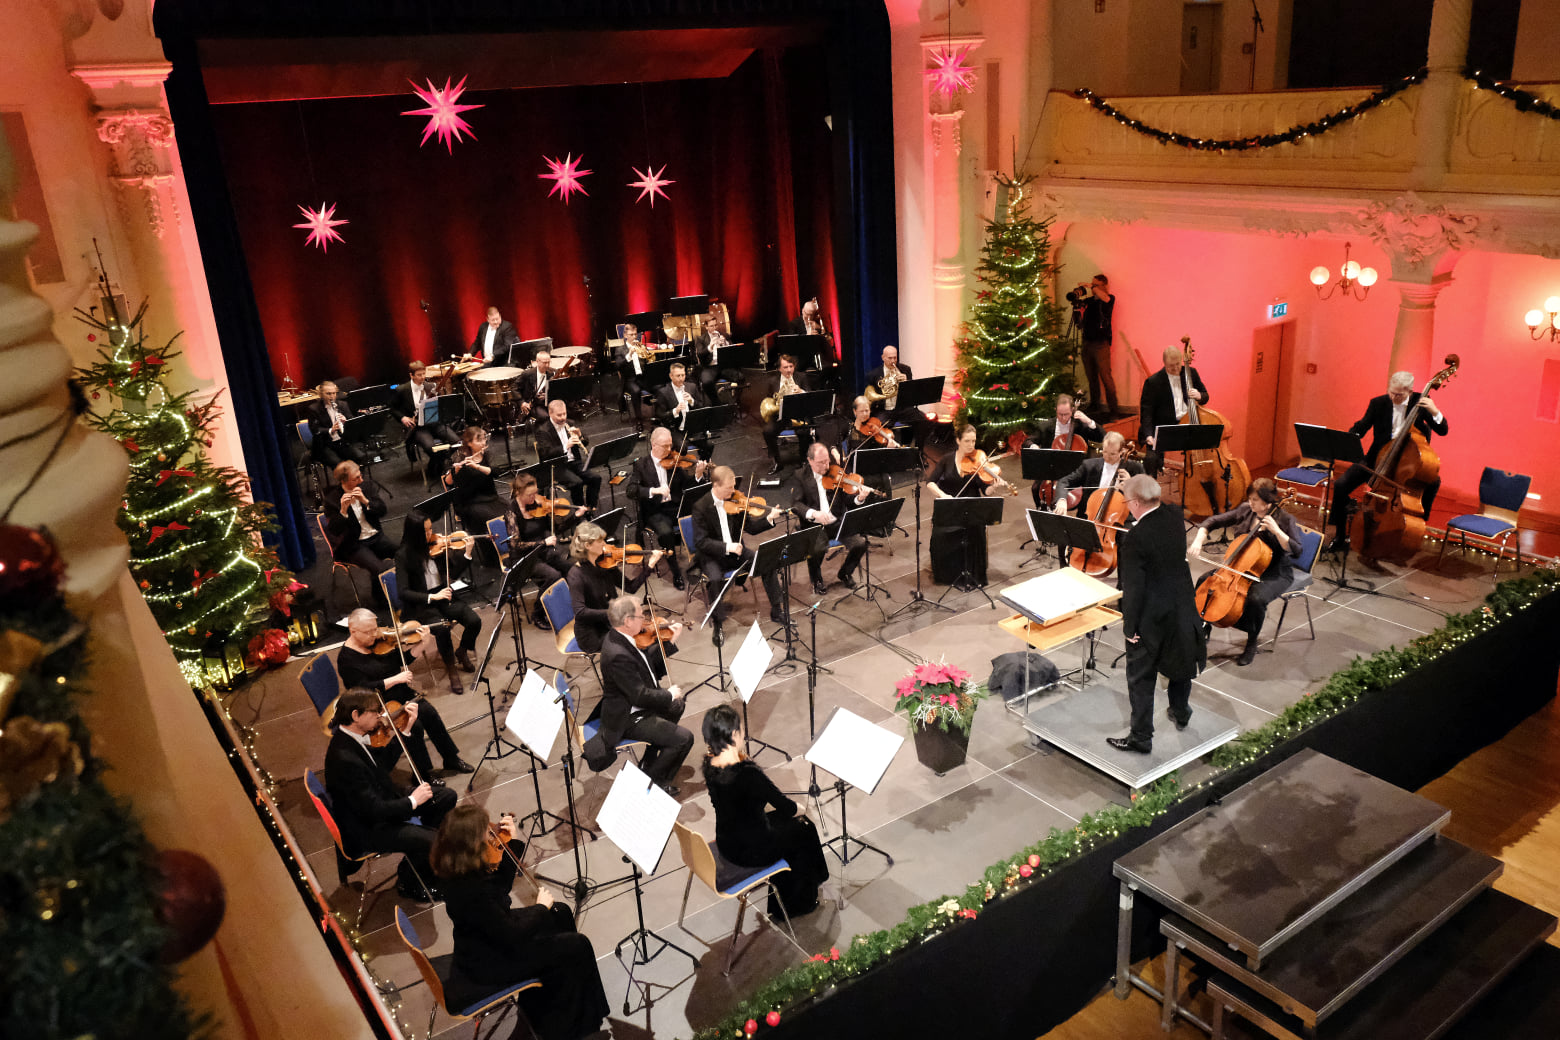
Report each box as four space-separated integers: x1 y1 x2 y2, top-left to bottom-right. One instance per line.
925 45 978 99
293 202 348 251
540 153 593 204
627 164 675 207
403 76 483 152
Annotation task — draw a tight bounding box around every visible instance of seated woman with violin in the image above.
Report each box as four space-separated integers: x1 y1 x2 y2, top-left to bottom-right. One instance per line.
395 511 484 694
1188 477 1304 667
564 521 666 654
335 609 473 776
507 473 586 627
702 703 829 918
429 805 609 1040
841 394 897 494
927 425 1014 588
690 465 789 631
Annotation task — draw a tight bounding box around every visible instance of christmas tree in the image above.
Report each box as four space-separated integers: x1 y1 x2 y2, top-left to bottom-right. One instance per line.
953 173 1074 438
74 298 291 685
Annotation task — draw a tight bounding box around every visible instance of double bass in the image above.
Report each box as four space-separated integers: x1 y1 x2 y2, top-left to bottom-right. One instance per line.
1068 443 1139 577
1347 354 1460 560
1177 337 1251 519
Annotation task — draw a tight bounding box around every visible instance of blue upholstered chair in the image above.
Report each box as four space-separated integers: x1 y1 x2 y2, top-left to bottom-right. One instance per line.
1437 467 1530 576
1268 528 1324 650
395 906 541 1040
673 820 806 975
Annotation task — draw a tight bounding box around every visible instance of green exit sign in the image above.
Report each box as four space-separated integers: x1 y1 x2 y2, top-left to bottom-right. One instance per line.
1268 301 1289 320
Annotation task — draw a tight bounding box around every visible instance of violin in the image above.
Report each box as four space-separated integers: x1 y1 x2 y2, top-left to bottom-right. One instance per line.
368 697 418 747
370 620 432 655
659 449 702 471
598 543 664 569
633 611 679 650
522 495 576 520
957 449 1019 496
1194 490 1295 627
821 463 885 498
481 813 542 888
854 416 894 446
429 530 480 554
721 489 772 518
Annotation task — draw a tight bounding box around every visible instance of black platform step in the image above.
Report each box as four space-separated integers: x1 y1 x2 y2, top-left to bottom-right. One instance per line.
1164 835 1502 1028
1440 941 1560 1040
1209 887 1556 1040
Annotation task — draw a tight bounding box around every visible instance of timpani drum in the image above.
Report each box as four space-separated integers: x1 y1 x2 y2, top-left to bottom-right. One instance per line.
468 366 522 407
551 346 594 376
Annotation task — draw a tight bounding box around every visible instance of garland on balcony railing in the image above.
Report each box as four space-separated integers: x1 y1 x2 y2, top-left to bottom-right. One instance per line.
1466 68 1560 122
691 568 1560 1040
1069 69 1426 152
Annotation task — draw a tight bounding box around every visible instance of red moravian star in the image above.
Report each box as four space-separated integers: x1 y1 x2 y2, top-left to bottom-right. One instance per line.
926 45 978 99
627 164 675 207
403 76 483 152
293 202 348 251
540 153 592 203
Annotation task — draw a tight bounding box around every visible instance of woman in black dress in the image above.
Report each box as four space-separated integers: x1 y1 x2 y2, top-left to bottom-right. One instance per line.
564 520 664 653
446 427 506 530
507 472 588 628
429 805 608 1040
702 703 829 917
1189 477 1305 666
925 424 1013 587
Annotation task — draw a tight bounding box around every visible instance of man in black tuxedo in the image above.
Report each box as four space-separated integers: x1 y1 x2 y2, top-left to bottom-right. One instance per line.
1025 393 1105 510
584 596 692 795
305 381 364 468
1052 431 1141 517
1108 475 1206 755
323 688 458 901
390 360 460 481
628 427 708 591
515 349 553 427
654 363 713 460
862 345 930 450
1324 370 1450 552
533 399 600 508
789 443 869 596
1137 345 1210 478
471 305 520 366
691 465 788 631
761 354 815 475
323 461 396 575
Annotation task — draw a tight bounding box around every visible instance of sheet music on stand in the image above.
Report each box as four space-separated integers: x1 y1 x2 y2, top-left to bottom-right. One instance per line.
998 568 1120 625
729 621 775 704
805 707 903 795
504 669 565 759
596 762 681 876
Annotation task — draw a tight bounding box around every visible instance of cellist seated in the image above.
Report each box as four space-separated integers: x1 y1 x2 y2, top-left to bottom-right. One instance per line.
1188 478 1305 667
1052 432 1141 517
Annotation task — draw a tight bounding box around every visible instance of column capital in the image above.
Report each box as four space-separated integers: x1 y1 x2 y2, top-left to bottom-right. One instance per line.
1355 191 1480 280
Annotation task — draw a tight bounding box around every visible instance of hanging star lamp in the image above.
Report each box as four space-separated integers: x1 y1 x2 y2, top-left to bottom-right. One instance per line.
540 153 592 203
627 164 675 207
292 202 347 251
403 76 483 152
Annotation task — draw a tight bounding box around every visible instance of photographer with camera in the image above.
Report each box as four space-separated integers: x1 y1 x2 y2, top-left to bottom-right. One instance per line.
1067 274 1118 418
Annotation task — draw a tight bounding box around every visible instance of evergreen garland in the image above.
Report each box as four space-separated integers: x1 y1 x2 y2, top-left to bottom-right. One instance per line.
1466 68 1560 122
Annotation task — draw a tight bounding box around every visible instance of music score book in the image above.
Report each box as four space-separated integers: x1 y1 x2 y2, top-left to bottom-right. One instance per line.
503 669 565 760
999 567 1120 625
805 707 904 795
729 621 775 704
596 762 681 876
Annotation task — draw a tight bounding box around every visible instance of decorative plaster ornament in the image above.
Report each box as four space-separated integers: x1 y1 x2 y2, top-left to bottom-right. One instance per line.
402 76 483 152
540 153 592 203
627 165 674 207
292 202 348 251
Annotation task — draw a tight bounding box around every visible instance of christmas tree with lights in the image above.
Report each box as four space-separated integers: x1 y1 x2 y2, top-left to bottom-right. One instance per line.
74 298 290 685
953 173 1074 438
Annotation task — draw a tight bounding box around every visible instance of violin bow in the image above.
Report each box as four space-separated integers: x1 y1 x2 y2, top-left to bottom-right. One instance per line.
371 687 427 787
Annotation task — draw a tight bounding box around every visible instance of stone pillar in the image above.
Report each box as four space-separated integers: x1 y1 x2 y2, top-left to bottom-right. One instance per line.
1412 0 1473 190
921 36 982 386
1386 279 1453 377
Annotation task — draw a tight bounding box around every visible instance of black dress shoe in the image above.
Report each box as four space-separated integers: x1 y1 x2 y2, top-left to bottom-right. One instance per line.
767 460 781 476
1106 736 1152 754
1322 536 1348 555
672 574 686 591
531 610 552 631
442 757 476 774
661 783 681 798
1167 707 1191 731
837 572 858 590
1237 644 1258 667
811 580 827 596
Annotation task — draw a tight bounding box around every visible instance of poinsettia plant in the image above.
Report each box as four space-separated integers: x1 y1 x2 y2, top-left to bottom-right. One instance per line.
893 659 988 735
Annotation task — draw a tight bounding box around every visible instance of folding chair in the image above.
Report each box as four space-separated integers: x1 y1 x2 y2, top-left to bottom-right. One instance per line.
395 906 541 1040
1438 467 1531 576
1268 528 1324 650
677 514 756 616
380 567 440 684
299 654 343 737
556 669 642 772
316 513 365 611
539 579 603 688
672 821 805 975
304 768 425 927
1274 459 1333 526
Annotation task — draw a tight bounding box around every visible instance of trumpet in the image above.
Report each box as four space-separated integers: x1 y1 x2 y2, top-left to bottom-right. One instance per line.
864 368 902 405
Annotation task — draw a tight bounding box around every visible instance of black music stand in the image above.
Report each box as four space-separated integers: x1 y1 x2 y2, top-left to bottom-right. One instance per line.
493 545 550 679
511 336 551 367
875 447 952 622
755 525 830 675
594 507 628 543
1294 422 1361 525
545 375 596 422
466 567 553 802
779 389 834 426
622 310 663 337
432 393 467 428
932 496 1005 606
677 481 713 519
831 497 906 616
342 410 398 469
347 383 395 412
685 403 738 440
587 432 640 509
713 342 760 370
777 333 833 371
1154 422 1223 526
1019 449 1086 552
892 375 945 412
413 486 461 529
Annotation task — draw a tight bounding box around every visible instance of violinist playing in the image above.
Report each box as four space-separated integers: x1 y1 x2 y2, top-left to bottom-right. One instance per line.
534 399 600 508
324 688 459 903
584 596 693 796
789 443 870 596
430 805 609 1040
335 609 474 777
841 396 896 520
1189 477 1304 667
1024 393 1103 510
565 521 665 653
927 425 1012 588
395 512 484 694
691 466 788 634
507 473 585 626
628 427 708 592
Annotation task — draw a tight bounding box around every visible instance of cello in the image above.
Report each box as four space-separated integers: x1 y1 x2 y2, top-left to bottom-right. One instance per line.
1068 443 1139 577
1177 337 1251 519
1347 354 1460 560
1038 406 1094 511
1194 489 1295 627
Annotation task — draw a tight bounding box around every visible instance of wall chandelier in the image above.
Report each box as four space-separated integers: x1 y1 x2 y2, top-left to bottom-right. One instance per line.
1309 242 1377 301
1523 297 1560 342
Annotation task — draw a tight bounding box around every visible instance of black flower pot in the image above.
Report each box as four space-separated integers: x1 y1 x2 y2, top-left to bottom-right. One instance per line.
913 721 971 775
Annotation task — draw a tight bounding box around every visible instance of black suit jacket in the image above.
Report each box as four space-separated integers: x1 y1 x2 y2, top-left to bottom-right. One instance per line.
691 493 775 562
323 480 390 560
1138 367 1211 447
533 422 588 469
788 467 859 527
470 320 520 364
394 547 467 621
1054 456 1145 515
323 729 414 856
1350 392 1449 466
565 561 644 654
306 398 357 445
516 367 551 408
596 629 673 749
862 363 913 415
1025 416 1104 451
765 370 815 398
627 454 701 520
390 381 447 441
1118 503 1206 680
654 381 708 430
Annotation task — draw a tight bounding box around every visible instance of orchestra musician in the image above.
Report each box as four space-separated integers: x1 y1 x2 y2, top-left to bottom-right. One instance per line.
565 521 665 653
323 461 395 587
613 321 645 415
654 363 712 460
842 395 896 502
862 345 929 450
702 703 829 918
1324 371 1450 554
1107 475 1206 755
395 512 484 693
533 399 601 509
305 381 364 468
695 300 741 397
1189 478 1304 667
583 595 692 795
507 472 586 627
1052 431 1142 517
762 354 815 475
429 806 609 1040
470 305 520 366
928 425 1012 587
444 427 505 551
1137 345 1210 479
335 610 474 777
627 427 708 592
323 688 459 903
391 360 461 482
1025 393 1104 510
691 465 788 634
790 443 870 596
515 348 553 424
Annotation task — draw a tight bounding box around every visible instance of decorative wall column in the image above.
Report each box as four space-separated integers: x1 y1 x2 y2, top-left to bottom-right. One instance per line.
1412 0 1473 190
922 35 982 383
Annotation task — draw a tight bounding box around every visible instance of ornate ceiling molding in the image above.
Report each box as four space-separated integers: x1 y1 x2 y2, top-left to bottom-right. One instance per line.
1355 191 1482 272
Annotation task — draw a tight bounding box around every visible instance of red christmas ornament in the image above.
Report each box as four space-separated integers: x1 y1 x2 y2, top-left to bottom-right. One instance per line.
744 1020 757 1036
765 1011 781 1027
0 523 65 601
87 334 96 342
1028 854 1041 868
154 849 226 962
1019 863 1034 878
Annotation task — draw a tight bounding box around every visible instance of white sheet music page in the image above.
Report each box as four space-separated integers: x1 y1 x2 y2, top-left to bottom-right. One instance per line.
729 621 775 703
999 567 1118 624
504 669 564 760
805 707 904 795
597 762 680 876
